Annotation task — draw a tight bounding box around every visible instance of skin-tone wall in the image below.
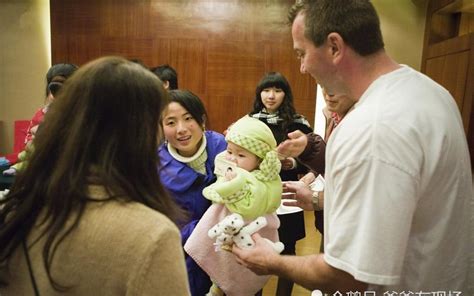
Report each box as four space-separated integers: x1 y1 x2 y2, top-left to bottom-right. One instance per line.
373 0 428 70
0 0 50 155
0 0 426 155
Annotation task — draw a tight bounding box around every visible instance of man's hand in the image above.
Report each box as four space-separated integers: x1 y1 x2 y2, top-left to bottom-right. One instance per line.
232 233 280 275
299 172 316 185
282 181 314 211
277 130 308 158
233 233 368 293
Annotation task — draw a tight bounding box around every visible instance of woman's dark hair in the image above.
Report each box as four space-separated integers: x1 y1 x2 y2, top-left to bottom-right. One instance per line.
166 89 207 127
0 56 182 289
250 72 297 131
45 63 78 96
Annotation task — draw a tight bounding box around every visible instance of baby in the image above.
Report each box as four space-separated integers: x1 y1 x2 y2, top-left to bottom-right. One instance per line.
185 115 283 296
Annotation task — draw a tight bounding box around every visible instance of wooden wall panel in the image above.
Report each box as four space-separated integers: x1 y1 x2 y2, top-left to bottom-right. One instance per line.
50 0 316 134
101 38 153 63
170 39 208 100
421 0 474 169
425 50 469 115
264 43 316 125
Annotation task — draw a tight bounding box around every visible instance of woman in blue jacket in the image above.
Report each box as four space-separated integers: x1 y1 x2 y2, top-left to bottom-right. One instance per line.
159 90 227 296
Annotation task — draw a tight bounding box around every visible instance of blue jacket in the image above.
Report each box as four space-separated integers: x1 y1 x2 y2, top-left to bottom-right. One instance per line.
158 130 227 296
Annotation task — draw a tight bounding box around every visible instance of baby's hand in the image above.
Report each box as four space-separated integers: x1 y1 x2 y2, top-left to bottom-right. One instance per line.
224 170 237 181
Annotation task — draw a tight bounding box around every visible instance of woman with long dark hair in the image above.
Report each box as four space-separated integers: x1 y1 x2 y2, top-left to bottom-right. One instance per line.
0 57 189 295
250 71 324 296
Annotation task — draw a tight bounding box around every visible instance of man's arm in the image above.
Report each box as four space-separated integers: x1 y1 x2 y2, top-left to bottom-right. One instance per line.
232 233 367 293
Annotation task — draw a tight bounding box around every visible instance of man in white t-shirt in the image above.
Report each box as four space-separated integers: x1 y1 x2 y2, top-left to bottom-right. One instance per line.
232 0 473 294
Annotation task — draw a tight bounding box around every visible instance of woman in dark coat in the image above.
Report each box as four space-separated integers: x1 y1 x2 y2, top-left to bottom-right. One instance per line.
249 72 320 295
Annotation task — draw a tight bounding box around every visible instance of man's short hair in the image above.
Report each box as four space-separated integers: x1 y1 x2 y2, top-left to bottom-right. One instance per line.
288 0 384 56
151 64 178 90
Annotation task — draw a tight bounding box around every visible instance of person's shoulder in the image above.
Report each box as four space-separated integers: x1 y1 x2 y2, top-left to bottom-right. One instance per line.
89 200 179 239
157 141 168 153
129 202 179 233
205 130 225 141
157 143 174 164
205 130 227 150
77 200 181 280
289 114 312 133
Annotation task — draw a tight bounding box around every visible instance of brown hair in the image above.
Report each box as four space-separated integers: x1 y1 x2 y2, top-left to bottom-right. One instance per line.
0 56 183 289
288 0 384 56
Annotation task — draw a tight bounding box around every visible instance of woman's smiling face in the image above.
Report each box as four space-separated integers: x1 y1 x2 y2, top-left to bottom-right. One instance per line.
162 102 204 157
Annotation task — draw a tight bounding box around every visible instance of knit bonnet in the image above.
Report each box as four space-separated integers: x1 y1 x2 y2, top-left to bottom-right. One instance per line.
226 116 281 181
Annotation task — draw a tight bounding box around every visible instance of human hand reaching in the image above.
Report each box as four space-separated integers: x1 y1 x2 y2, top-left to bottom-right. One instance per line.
282 181 314 211
276 130 308 159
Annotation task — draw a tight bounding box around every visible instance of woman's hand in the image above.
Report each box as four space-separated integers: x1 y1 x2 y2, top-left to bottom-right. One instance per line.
277 130 308 158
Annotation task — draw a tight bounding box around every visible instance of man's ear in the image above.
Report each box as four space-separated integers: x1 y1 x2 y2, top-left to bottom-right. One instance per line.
163 80 170 90
327 32 345 64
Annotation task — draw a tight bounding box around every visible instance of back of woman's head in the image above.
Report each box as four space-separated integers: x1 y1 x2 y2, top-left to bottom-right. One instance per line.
167 89 207 127
38 56 167 186
251 72 297 120
0 56 182 288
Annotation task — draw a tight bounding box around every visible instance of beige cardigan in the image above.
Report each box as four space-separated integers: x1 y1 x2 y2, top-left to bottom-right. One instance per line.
0 186 190 295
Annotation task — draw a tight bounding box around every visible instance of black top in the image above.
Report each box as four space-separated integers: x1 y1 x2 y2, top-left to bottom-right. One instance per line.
0 165 15 190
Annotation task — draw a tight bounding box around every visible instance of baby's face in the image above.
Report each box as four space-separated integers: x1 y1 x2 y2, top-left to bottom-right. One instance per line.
224 142 261 172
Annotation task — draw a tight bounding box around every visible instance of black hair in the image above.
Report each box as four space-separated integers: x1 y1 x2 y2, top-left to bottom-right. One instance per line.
166 89 207 127
151 64 178 90
250 72 297 131
45 63 78 96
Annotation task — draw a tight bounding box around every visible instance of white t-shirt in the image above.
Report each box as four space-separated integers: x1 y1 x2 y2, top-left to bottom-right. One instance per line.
324 65 473 293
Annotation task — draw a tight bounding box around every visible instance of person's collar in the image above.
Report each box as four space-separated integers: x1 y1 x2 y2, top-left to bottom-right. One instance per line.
167 134 207 163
